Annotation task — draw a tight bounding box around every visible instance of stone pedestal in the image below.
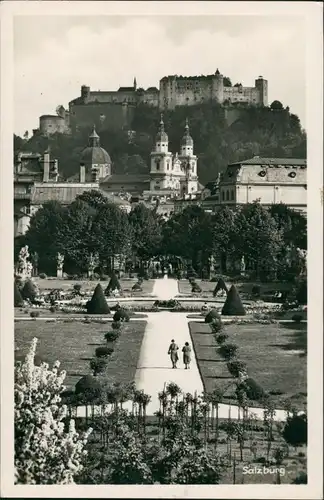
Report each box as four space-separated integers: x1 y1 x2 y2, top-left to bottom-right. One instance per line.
57 269 63 278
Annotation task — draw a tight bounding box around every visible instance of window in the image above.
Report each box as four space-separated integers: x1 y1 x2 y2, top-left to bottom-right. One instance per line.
231 190 234 201
156 161 160 170
226 190 229 201
222 191 225 201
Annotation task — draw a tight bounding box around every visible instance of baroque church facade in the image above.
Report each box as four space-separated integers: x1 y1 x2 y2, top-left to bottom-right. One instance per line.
149 116 199 196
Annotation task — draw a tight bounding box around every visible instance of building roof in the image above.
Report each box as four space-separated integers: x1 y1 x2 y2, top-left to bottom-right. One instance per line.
229 157 307 167
118 86 135 92
101 174 150 184
80 146 111 165
30 184 100 205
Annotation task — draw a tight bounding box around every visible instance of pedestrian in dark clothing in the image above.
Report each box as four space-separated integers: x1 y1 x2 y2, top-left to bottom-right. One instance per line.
168 339 179 368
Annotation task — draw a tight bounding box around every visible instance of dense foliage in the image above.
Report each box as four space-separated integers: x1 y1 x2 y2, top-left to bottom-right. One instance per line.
14 102 306 184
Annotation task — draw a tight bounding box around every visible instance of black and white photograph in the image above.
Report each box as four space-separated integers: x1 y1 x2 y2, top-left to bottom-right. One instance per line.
0 1 323 497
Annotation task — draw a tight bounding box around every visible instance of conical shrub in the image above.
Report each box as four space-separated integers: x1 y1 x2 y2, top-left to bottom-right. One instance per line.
105 272 121 295
14 281 24 307
21 279 39 302
222 285 246 316
205 308 222 324
213 277 228 297
86 284 110 314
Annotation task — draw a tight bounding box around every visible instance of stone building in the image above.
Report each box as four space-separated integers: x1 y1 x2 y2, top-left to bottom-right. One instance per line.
218 157 307 213
39 70 268 136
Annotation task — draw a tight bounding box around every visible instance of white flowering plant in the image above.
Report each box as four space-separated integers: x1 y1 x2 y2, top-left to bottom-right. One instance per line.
15 338 92 484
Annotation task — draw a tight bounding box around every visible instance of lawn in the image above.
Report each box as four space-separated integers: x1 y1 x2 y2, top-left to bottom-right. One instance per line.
15 320 147 390
189 320 307 410
34 278 155 296
178 279 292 297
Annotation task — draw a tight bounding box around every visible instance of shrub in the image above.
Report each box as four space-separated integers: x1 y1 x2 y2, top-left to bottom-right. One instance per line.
292 314 303 323
89 357 108 376
291 472 307 484
192 284 202 293
21 279 39 302
252 285 261 297
227 360 247 378
105 272 121 294
222 285 246 316
113 309 130 322
14 281 24 307
205 309 222 324
75 374 101 401
100 274 109 281
218 343 238 360
73 284 82 293
215 333 228 345
111 321 122 330
238 377 266 401
213 278 228 297
104 331 119 342
283 413 307 447
49 306 57 313
95 346 114 358
86 284 110 314
132 283 142 291
30 311 40 319
38 272 47 279
210 322 223 333
295 277 307 305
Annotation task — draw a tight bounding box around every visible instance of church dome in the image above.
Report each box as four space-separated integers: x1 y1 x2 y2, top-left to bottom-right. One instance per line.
81 146 111 165
181 118 193 146
81 126 111 165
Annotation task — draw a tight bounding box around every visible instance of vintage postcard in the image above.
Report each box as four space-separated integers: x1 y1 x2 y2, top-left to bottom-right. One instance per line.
0 1 323 498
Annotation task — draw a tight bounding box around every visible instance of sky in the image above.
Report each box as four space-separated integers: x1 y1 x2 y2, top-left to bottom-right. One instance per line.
14 14 306 136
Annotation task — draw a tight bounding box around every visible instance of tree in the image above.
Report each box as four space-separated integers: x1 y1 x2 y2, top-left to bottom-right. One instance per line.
21 279 39 302
105 272 121 293
128 204 163 263
15 338 92 484
14 281 24 307
25 201 67 274
86 284 110 314
222 285 246 316
270 100 284 110
211 206 237 273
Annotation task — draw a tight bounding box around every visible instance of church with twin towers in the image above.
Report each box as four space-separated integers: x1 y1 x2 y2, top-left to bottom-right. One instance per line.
149 115 199 196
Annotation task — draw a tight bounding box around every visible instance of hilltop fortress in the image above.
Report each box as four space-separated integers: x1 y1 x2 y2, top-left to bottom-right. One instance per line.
39 69 268 135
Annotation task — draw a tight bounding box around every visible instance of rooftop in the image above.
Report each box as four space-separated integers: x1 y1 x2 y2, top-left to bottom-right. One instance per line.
101 174 150 184
229 157 307 167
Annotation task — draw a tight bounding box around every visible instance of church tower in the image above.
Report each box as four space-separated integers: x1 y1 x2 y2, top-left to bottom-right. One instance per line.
149 114 174 192
80 125 112 181
179 118 198 195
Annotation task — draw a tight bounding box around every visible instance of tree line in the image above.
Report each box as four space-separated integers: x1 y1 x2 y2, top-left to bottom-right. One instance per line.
16 190 307 282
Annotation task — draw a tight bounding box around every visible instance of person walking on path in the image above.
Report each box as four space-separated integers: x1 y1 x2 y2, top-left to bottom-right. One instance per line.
168 339 179 369
182 342 192 369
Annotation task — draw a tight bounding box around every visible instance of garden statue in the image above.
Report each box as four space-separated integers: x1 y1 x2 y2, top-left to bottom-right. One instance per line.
87 252 99 278
296 248 307 276
31 251 39 277
240 255 246 275
16 245 33 281
56 253 64 278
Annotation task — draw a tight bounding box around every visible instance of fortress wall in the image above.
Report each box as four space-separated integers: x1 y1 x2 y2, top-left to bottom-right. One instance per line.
39 115 68 135
69 102 134 132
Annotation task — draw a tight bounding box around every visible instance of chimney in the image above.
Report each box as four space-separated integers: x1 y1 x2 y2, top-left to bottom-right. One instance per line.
43 151 50 182
80 163 85 183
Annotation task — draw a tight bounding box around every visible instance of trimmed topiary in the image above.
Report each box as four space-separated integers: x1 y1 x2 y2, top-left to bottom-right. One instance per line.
215 333 229 345
132 283 142 291
95 346 114 358
73 283 82 293
105 272 121 295
14 281 24 307
86 284 110 314
104 331 119 342
213 278 228 297
205 309 222 324
238 377 266 401
21 279 39 302
192 284 202 293
113 308 130 322
222 285 246 316
227 360 247 378
111 321 121 330
210 322 223 333
218 343 238 360
75 374 101 402
30 311 40 319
